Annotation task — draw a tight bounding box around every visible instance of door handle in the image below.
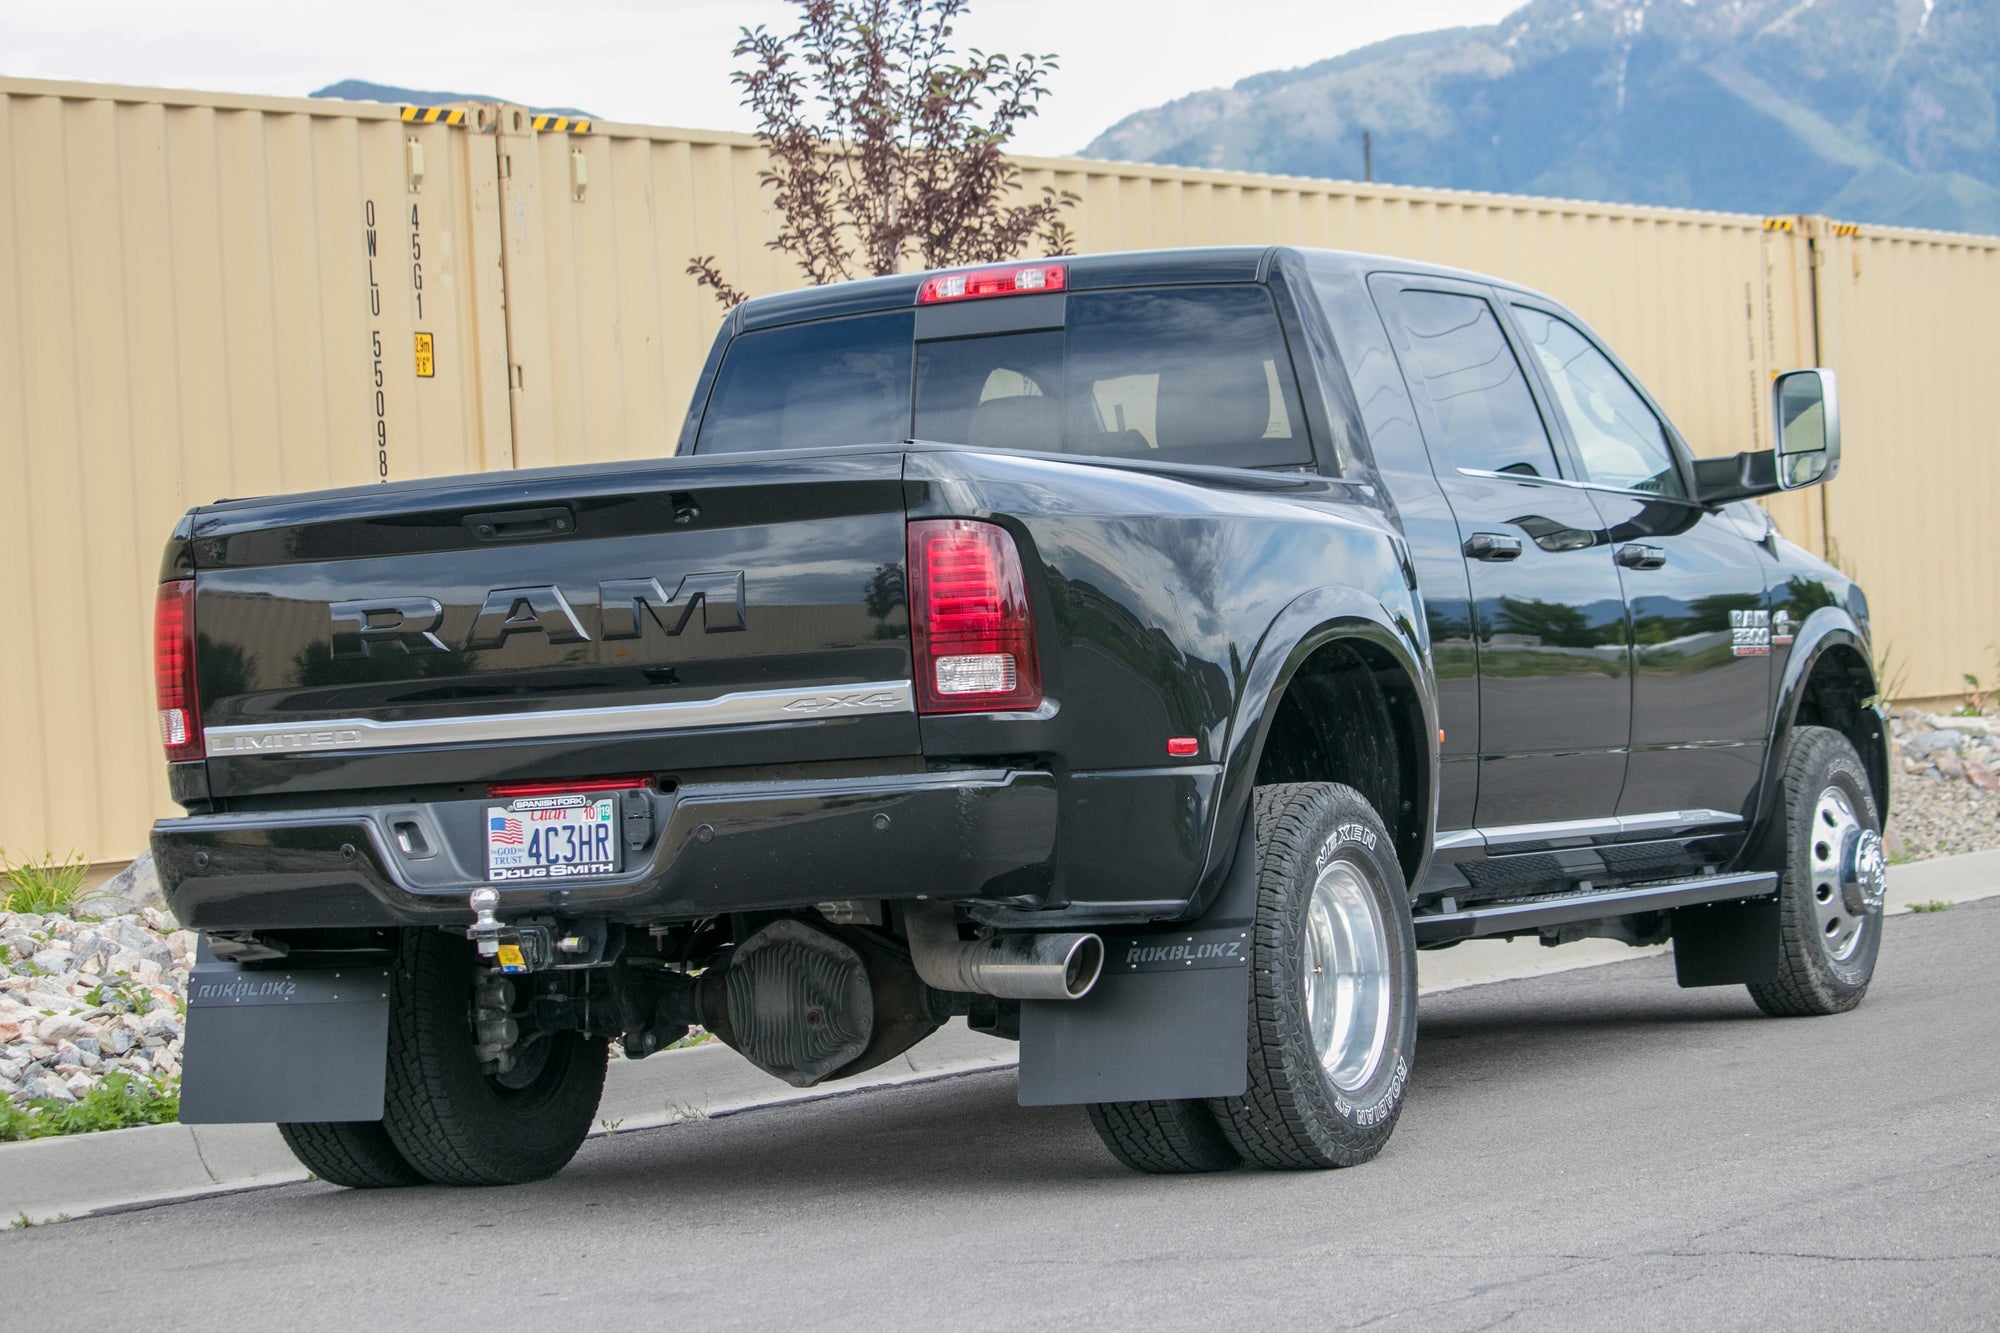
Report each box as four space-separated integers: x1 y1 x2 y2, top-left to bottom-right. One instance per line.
1462 533 1523 562
464 506 576 542
1615 543 1667 569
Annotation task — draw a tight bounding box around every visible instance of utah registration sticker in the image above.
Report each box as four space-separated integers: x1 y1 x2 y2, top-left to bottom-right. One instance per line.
485 793 620 882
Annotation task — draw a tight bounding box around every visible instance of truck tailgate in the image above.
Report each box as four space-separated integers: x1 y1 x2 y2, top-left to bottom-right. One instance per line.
184 451 916 797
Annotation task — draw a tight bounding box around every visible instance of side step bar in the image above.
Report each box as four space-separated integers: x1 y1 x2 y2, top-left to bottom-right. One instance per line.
1413 870 1779 946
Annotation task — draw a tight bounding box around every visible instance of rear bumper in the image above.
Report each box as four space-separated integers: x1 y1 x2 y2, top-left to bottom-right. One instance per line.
155 769 1059 931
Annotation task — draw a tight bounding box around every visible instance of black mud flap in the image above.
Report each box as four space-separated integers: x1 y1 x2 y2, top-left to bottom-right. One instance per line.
1016 815 1256 1106
1671 896 1782 987
178 948 392 1124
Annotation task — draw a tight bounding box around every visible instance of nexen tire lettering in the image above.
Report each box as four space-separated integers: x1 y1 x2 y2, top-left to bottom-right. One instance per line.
1316 822 1380 868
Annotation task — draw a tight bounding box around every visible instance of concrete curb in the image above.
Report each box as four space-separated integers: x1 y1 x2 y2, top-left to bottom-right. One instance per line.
0 1021 1019 1225
4 848 1994 1226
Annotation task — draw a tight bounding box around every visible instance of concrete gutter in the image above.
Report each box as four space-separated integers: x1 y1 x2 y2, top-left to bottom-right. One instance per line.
4 847 1994 1226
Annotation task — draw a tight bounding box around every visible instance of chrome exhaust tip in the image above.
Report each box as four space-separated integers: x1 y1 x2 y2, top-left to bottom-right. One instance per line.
905 905 1104 1001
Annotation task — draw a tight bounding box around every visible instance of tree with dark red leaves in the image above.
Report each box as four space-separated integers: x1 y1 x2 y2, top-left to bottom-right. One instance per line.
689 0 1076 307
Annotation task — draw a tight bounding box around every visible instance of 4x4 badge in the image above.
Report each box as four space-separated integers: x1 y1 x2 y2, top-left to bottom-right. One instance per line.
783 691 906 713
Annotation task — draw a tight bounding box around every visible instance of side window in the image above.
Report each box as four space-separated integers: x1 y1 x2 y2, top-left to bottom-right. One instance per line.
1392 290 1561 479
1511 307 1685 497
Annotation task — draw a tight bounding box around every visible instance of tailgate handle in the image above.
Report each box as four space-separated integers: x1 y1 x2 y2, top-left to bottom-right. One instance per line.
465 506 575 542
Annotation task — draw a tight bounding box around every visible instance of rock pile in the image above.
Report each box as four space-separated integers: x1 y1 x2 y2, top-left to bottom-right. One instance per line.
1886 709 2000 861
0 907 193 1108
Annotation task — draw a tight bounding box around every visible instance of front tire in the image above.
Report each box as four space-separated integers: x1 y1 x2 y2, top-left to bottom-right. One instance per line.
381 929 609 1186
1208 783 1417 1169
1748 725 1885 1017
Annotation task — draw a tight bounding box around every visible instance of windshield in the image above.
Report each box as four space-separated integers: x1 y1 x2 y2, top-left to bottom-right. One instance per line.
694 285 1312 468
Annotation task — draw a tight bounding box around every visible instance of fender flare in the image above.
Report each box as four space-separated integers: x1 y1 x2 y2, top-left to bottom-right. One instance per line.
1742 605 1887 856
1198 586 1440 907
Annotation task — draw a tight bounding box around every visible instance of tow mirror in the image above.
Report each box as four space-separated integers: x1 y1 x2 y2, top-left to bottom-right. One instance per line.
1694 368 1841 504
1773 369 1840 489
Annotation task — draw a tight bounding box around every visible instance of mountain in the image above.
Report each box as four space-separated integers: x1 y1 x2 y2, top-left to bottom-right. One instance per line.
1082 0 2000 235
308 80 595 119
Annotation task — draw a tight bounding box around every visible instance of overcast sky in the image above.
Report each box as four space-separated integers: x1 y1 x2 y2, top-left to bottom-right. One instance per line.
1 0 1521 156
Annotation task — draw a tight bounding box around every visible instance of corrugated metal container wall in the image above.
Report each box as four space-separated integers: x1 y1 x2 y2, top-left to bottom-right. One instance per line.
2 78 1986 865
0 78 511 863
1809 223 2000 701
498 122 806 469
502 128 1818 478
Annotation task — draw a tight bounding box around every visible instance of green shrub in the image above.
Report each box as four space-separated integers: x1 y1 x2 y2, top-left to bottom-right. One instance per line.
1 849 91 916
0 1073 179 1141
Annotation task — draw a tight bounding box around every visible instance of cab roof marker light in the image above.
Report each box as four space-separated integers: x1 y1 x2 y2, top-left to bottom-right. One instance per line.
916 262 1068 305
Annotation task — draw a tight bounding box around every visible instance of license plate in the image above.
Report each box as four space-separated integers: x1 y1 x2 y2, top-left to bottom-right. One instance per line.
485 793 621 882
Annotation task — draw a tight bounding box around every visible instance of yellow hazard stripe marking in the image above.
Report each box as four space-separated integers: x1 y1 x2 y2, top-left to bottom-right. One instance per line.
1828 222 1860 237
399 106 466 126
532 115 593 134
1762 217 1795 232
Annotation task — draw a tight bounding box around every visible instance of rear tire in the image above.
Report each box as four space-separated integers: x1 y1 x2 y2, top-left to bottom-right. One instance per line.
1748 725 1885 1017
1208 782 1417 1170
381 929 609 1186
1086 1099 1241 1174
277 1120 425 1189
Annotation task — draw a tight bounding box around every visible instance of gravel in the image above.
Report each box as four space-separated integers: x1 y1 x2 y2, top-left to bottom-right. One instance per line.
1885 708 2000 862
0 904 192 1110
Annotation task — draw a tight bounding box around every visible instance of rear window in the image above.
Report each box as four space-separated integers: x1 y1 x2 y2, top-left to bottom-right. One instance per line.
694 286 1311 468
694 311 914 455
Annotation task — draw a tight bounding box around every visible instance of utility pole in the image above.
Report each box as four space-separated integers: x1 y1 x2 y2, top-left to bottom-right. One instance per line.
1363 131 1373 183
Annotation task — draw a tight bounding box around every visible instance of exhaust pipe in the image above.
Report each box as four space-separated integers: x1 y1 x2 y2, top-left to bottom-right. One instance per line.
904 904 1104 1001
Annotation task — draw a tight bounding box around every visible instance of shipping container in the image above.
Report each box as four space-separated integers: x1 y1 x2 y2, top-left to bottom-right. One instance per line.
1807 220 2000 701
0 74 1985 864
0 77 509 864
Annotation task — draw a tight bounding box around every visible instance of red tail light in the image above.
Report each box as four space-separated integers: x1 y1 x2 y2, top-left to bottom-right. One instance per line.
907 519 1041 714
155 578 202 762
916 262 1067 305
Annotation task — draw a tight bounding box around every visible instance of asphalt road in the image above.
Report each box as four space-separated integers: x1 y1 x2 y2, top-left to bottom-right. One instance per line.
13 900 1998 1330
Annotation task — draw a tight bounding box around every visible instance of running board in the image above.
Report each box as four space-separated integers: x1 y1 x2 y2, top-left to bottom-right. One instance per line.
1413 871 1779 946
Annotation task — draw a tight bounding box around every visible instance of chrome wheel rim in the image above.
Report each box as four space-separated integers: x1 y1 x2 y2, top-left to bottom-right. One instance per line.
1303 860 1392 1092
1808 786 1881 963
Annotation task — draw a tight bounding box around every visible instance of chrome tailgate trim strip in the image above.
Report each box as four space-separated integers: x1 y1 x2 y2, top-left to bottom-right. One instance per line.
204 681 916 755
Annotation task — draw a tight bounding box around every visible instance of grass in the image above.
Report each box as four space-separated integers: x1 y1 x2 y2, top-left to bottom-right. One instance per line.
0 849 92 916
9 1211 70 1229
1909 899 1954 914
84 976 159 1014
0 1073 179 1142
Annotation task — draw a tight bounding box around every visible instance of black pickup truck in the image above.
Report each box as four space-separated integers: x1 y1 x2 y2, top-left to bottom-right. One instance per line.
152 247 1887 1187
